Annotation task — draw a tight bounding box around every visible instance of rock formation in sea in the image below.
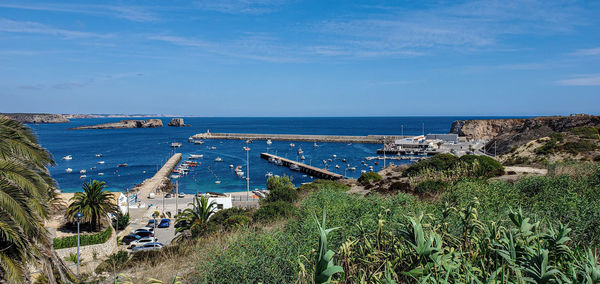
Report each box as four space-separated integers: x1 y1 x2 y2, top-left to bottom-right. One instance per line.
450 114 600 155
0 113 69 123
70 119 163 130
168 118 189 127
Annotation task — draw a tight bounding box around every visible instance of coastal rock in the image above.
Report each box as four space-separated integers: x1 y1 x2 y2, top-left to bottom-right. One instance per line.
168 118 189 127
0 113 69 123
450 114 600 155
70 119 163 130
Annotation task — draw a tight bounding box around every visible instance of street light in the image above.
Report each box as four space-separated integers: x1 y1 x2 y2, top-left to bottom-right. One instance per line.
244 143 251 198
74 212 83 276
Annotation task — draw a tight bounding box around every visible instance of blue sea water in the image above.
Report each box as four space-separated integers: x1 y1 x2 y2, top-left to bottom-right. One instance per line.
28 117 510 194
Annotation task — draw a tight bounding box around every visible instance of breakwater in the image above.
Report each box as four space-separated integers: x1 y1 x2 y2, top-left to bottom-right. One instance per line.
260 153 343 180
191 132 405 144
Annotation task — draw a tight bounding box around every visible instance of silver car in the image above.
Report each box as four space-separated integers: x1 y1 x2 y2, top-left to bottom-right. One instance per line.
131 242 164 252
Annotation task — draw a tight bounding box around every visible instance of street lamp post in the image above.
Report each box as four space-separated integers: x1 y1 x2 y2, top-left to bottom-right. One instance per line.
152 212 157 232
244 143 250 198
74 212 83 276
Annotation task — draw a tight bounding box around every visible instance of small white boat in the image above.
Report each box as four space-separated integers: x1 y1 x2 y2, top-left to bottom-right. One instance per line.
236 171 244 177
266 139 272 145
229 164 234 168
215 180 221 184
313 142 319 148
194 140 204 145
215 157 223 162
142 171 146 174
348 167 356 171
328 158 333 162
335 165 340 169
170 142 182 148
65 168 73 173
361 170 367 173
301 155 306 160
290 164 300 171
171 174 180 179
95 154 102 157
211 146 217 150
289 143 295 147
80 175 87 179
98 161 105 164
189 154 204 159
265 172 273 178
98 173 104 176
62 155 72 160
297 148 303 155
332 154 337 158
79 169 86 174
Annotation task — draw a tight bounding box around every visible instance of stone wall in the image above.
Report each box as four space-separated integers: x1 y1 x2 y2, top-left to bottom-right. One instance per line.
54 225 117 268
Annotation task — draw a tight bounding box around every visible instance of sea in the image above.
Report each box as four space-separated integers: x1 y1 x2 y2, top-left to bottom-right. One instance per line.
28 117 511 194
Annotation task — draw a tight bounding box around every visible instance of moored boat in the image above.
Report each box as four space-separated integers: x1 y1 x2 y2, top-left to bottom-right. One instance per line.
62 155 72 160
66 168 72 173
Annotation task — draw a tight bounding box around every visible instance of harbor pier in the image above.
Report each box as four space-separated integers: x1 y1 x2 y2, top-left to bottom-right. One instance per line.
191 132 405 144
260 152 343 180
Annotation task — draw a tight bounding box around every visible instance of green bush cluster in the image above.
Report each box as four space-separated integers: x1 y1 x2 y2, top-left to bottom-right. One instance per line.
571 126 600 139
210 207 252 230
52 226 112 249
403 153 458 176
94 250 129 274
357 171 382 185
252 201 295 222
413 179 449 194
112 212 130 231
404 153 504 178
298 179 349 192
535 138 558 155
559 140 598 154
252 175 298 222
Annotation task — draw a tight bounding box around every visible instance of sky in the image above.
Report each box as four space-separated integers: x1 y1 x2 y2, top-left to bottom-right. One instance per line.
0 0 599 117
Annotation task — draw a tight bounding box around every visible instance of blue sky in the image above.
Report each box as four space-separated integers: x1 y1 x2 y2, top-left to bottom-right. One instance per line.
0 0 599 116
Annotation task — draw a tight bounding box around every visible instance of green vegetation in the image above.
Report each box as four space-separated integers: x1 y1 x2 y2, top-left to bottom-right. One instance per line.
253 200 296 222
64 253 81 264
210 207 252 230
571 126 600 139
403 153 458 176
535 138 558 155
112 211 130 232
0 118 70 282
192 163 600 283
66 180 119 231
298 179 349 192
175 195 216 239
53 226 112 249
263 175 298 203
404 154 504 178
413 179 449 194
559 140 598 154
357 171 382 185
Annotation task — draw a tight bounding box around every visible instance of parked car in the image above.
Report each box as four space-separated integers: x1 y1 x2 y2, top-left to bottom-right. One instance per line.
132 242 164 252
134 230 154 238
158 219 171 228
165 193 172 198
178 193 185 198
128 237 158 249
121 234 141 245
174 220 188 228
146 219 157 227
133 227 154 234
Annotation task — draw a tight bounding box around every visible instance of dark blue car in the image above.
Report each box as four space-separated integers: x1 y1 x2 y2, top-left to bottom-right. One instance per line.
158 218 171 228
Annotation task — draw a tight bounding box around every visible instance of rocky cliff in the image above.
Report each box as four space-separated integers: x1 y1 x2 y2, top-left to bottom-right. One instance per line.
168 118 189 127
450 115 600 155
70 119 163 130
0 113 69 123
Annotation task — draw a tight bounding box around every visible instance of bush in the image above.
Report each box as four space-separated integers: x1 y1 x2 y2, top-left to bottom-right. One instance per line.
225 215 251 228
559 141 598 154
414 180 449 194
535 138 557 155
357 172 382 185
404 153 458 176
210 208 252 229
53 226 112 249
263 175 298 204
253 201 296 222
112 212 130 231
458 155 504 177
297 179 349 192
571 126 599 139
95 250 129 274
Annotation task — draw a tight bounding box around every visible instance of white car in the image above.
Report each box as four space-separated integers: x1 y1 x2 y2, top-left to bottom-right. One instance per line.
132 242 164 252
128 237 158 249
133 227 154 234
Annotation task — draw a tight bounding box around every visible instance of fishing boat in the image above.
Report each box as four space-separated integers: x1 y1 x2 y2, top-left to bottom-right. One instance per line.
297 147 303 155
361 170 367 173
236 171 244 177
214 157 223 162
289 143 295 147
332 154 337 158
118 163 128 167
266 139 272 145
229 164 234 168
290 164 300 171
215 180 221 184
328 158 333 162
313 142 319 148
171 174 180 179
80 175 87 179
348 167 356 171
274 159 283 166
265 172 273 178
65 168 72 173
98 161 105 164
342 158 347 163
194 140 204 145
62 155 72 160
189 154 203 159
170 142 182 148
79 169 86 174
211 146 217 150
98 173 104 176
374 161 379 165
335 165 340 169
95 154 103 157
301 155 306 160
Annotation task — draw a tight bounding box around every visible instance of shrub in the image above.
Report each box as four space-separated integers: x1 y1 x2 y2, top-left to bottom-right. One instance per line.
95 250 129 274
357 172 382 185
404 153 458 176
112 212 130 231
263 175 298 204
225 215 251 228
458 155 504 177
210 208 252 230
53 226 112 249
535 138 557 155
559 141 598 154
571 126 600 139
298 179 349 192
414 180 449 194
253 201 296 222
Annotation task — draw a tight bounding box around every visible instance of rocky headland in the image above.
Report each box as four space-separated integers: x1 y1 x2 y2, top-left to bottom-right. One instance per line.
0 113 69 123
450 114 600 163
70 119 163 130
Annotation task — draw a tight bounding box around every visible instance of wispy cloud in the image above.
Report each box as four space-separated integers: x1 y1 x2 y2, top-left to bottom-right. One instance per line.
556 74 600 86
195 0 286 14
571 47 600 56
0 18 110 38
0 2 158 22
17 73 144 91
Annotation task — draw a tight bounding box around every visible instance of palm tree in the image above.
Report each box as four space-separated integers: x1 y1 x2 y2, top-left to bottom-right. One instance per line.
0 117 70 283
66 180 118 231
175 195 217 239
